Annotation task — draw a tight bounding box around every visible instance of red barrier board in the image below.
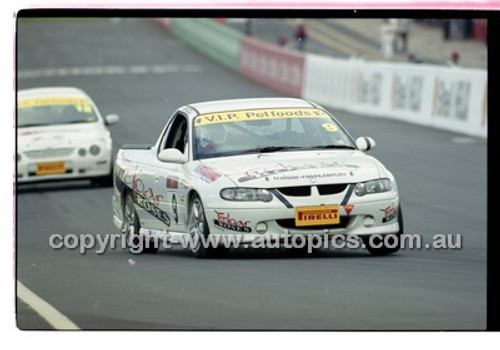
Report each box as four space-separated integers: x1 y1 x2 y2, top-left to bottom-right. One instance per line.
150 18 172 32
473 19 487 41
239 36 305 97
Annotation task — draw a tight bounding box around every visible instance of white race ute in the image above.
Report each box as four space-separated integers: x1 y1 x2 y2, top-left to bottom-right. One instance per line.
112 97 403 258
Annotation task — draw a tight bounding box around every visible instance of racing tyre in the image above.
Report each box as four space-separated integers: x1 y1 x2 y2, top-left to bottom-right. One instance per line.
91 172 113 187
188 193 229 259
123 192 158 254
363 206 404 256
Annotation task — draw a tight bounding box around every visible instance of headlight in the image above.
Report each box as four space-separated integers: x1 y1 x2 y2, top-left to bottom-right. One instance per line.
354 178 392 196
78 148 87 157
220 188 273 202
89 145 101 156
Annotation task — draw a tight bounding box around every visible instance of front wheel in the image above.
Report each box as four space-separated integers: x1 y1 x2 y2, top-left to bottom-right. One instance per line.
188 193 229 259
363 206 404 256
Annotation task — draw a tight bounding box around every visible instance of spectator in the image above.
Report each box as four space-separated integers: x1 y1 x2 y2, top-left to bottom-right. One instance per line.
245 18 253 36
407 53 421 63
380 19 396 59
278 36 288 47
443 19 451 40
464 19 473 38
457 19 468 39
394 19 410 53
447 51 460 67
295 21 307 51
450 20 462 39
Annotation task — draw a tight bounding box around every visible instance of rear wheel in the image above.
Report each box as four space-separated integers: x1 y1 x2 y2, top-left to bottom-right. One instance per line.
188 193 229 259
122 193 158 254
363 206 404 256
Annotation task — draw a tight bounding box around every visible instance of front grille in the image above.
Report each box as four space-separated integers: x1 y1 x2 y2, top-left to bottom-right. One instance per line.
317 184 348 195
24 148 75 159
276 216 351 230
277 186 311 196
276 184 349 197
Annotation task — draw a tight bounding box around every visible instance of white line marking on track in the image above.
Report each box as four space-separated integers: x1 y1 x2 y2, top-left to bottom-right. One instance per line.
104 65 126 74
18 64 203 79
182 64 203 73
17 280 80 330
129 65 150 74
56 68 69 76
151 64 178 73
81 66 104 75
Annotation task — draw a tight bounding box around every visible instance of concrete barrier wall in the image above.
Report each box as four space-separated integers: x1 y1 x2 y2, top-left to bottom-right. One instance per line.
157 18 487 138
171 18 243 71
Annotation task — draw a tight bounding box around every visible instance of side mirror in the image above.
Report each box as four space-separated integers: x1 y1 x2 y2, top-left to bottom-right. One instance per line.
356 137 376 152
158 148 187 164
105 114 120 126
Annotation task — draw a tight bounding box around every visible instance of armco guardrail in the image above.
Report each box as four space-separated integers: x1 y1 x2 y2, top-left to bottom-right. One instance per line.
155 18 487 138
239 36 305 97
303 54 487 138
171 18 243 71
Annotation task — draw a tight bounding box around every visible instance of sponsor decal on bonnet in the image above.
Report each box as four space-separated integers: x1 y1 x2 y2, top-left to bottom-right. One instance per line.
238 161 359 183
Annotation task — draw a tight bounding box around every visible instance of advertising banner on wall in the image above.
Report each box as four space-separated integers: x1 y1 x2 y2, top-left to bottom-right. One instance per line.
304 54 487 138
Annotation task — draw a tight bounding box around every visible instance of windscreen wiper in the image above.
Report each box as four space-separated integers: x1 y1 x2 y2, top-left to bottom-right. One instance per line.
309 145 356 150
65 120 91 124
213 146 304 158
18 123 48 128
257 146 303 153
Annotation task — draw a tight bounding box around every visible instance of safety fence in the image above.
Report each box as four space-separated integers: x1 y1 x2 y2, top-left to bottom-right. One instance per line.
152 18 487 138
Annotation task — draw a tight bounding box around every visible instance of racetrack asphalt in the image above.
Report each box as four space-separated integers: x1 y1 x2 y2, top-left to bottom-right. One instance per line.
16 18 486 330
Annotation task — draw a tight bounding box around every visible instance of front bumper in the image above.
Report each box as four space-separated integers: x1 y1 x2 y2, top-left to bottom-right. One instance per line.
17 152 111 183
205 195 400 243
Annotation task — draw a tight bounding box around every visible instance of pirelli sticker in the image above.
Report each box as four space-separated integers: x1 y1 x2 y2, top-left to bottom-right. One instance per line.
193 108 329 127
295 205 340 227
18 97 92 109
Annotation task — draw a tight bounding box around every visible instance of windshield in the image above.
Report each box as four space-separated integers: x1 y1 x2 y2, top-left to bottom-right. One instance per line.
193 107 356 160
17 97 99 128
